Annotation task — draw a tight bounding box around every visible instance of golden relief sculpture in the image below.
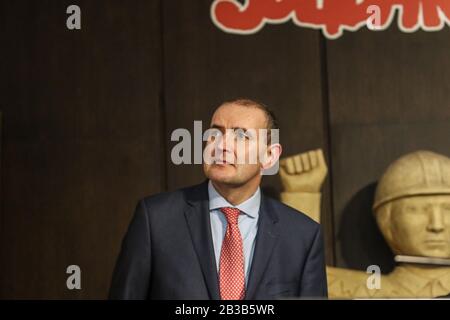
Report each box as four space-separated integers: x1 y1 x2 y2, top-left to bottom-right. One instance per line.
279 149 450 298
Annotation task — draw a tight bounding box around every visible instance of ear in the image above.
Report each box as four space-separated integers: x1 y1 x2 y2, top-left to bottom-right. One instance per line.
375 203 394 245
260 143 282 170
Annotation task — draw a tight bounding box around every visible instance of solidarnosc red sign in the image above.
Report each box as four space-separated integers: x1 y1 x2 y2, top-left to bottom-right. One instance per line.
211 0 450 39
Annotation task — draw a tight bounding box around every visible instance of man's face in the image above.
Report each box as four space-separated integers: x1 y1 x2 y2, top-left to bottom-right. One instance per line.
203 103 269 187
389 195 450 258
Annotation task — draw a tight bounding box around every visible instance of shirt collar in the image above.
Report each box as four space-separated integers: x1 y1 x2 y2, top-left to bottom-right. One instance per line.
208 180 260 218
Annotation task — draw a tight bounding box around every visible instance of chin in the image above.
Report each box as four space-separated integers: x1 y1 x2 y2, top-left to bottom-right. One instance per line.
403 244 450 258
419 248 450 259
205 165 236 183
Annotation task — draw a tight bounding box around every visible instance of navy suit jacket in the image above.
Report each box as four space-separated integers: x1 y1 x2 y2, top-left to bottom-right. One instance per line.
109 180 328 299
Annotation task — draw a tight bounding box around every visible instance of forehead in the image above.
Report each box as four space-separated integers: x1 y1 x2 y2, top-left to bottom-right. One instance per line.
394 195 450 206
210 103 267 129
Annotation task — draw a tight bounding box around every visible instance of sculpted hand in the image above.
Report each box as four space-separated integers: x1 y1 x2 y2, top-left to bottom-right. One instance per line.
279 149 328 193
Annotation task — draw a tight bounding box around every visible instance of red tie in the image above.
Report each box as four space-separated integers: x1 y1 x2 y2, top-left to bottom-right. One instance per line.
219 207 245 300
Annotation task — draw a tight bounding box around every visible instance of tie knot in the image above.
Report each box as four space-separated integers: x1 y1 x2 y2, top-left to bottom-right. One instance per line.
220 207 241 225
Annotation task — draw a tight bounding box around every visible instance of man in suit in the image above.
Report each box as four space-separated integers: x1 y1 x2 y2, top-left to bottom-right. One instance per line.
109 98 328 300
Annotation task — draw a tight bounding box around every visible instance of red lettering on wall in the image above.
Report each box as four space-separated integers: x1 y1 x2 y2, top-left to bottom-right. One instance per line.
211 0 450 39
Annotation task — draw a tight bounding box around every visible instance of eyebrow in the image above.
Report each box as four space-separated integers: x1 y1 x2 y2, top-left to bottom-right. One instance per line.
210 124 250 131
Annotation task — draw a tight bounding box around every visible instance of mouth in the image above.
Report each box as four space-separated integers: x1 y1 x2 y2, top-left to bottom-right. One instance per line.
425 240 448 245
212 159 236 167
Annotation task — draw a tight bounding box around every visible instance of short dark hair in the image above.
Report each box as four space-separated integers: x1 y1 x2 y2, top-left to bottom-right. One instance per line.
220 98 279 145
222 98 279 130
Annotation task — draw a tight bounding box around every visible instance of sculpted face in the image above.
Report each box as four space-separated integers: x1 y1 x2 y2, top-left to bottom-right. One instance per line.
203 103 272 187
384 195 450 258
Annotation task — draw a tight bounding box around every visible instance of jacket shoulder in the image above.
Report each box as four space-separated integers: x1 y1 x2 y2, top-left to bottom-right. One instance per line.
138 181 207 214
140 188 185 207
266 196 320 230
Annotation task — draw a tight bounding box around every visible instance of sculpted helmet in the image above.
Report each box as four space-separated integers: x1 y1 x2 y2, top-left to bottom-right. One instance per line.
373 151 450 212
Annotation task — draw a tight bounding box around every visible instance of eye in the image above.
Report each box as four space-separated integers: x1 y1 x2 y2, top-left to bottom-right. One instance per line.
234 129 249 140
207 129 222 140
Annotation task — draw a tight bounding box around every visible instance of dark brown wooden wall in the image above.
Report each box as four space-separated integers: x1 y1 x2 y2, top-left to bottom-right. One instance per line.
0 0 448 298
0 0 164 298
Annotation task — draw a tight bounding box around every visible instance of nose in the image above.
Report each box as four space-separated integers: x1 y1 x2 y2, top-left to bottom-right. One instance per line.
216 130 234 153
209 130 236 165
427 206 445 233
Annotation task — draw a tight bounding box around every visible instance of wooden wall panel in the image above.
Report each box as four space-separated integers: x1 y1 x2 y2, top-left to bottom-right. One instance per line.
0 0 163 298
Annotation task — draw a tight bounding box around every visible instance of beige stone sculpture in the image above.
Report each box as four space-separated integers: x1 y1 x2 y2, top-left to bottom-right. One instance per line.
279 149 450 298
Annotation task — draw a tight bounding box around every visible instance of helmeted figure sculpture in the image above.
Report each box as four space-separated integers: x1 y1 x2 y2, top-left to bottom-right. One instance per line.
279 150 450 298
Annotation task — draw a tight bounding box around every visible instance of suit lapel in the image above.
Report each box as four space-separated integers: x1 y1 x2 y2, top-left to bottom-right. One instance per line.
183 181 279 300
245 195 280 300
184 180 220 300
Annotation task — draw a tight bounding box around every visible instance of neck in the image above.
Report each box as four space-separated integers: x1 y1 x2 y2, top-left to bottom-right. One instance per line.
211 178 260 206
